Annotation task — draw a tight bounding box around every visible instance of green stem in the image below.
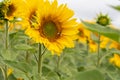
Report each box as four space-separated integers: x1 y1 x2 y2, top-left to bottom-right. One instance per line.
0 66 5 79
26 51 29 62
99 53 110 65
4 66 8 80
97 34 101 67
99 50 111 65
4 19 9 80
41 47 47 56
5 19 9 50
34 54 38 63
26 39 30 63
105 71 114 80
86 37 89 55
38 43 42 80
25 73 32 80
56 56 60 71
56 56 62 80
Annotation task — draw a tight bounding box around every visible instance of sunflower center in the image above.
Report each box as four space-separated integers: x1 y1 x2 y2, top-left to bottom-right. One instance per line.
42 21 60 41
91 41 96 45
7 4 16 17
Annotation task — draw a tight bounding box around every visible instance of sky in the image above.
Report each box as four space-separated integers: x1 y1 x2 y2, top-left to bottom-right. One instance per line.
0 0 120 28
59 0 120 28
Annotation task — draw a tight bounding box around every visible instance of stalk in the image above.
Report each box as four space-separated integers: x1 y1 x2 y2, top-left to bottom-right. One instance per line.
4 66 8 80
26 39 30 63
86 37 89 55
5 19 9 49
97 34 101 67
4 19 9 80
56 56 60 71
56 55 62 80
38 43 42 80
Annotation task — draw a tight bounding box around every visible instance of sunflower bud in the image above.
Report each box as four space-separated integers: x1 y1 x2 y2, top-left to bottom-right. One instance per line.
96 13 111 26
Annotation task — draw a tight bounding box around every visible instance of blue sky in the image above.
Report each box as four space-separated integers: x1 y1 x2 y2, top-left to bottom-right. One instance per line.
59 0 120 28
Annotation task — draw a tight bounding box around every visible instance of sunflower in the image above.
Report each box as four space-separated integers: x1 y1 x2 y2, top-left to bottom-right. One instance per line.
21 0 40 29
0 0 27 31
0 20 4 29
2 0 26 20
109 41 120 50
25 0 78 55
93 33 111 48
77 23 91 43
89 32 111 52
89 39 97 52
100 36 110 48
110 54 120 67
7 68 13 77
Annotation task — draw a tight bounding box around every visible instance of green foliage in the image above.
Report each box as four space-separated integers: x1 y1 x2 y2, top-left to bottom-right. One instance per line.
4 60 32 73
14 44 35 51
1 49 18 60
110 5 120 11
0 29 119 80
67 69 105 80
82 21 120 43
0 3 119 80
0 69 4 79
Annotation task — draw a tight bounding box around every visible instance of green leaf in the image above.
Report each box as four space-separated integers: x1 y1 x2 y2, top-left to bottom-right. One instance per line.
45 71 60 80
109 49 120 54
110 5 120 11
0 69 4 79
9 30 28 42
42 65 52 76
14 44 35 51
67 69 105 80
82 21 120 43
1 49 18 60
4 60 32 73
8 74 17 80
12 69 29 80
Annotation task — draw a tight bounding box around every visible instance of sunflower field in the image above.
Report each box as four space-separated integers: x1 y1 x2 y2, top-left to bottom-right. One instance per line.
0 0 120 80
